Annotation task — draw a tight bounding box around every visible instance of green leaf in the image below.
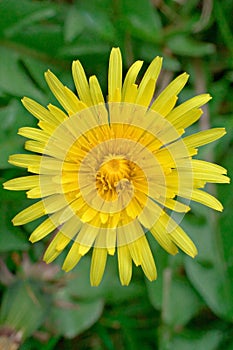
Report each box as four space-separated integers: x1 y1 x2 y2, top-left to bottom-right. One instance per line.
20 56 52 92
0 47 45 100
64 6 116 43
146 248 167 310
0 177 29 252
49 290 104 338
167 35 215 57
20 337 60 350
147 247 202 327
0 280 46 339
168 329 223 350
59 40 110 59
0 0 56 37
184 203 233 321
64 7 86 43
62 255 145 303
0 99 35 169
120 0 161 43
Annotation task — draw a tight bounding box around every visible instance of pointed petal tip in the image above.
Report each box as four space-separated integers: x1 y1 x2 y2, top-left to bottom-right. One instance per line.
204 93 212 101
111 47 121 52
72 59 80 67
90 275 102 287
2 181 9 190
190 247 198 258
29 233 42 243
146 274 157 282
90 281 100 287
120 280 130 287
44 69 52 80
28 236 34 243
12 217 20 226
62 263 72 273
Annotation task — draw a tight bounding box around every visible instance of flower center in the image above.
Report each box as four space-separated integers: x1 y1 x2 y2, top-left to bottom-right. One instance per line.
96 156 135 201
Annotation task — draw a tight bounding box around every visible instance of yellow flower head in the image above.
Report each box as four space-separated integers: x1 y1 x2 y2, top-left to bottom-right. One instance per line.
4 48 229 286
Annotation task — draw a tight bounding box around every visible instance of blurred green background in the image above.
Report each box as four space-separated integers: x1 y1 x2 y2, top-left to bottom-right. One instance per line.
0 0 233 349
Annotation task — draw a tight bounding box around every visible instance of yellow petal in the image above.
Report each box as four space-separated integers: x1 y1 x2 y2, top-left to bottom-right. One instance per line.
21 97 56 124
26 181 61 198
122 60 143 101
25 140 45 154
108 47 122 102
117 245 132 286
12 201 45 226
150 220 178 255
172 109 202 129
29 209 64 242
18 127 50 143
136 56 162 102
62 242 82 272
8 154 42 170
45 70 82 115
190 189 224 211
127 239 142 266
123 83 138 103
43 194 71 213
77 224 99 254
89 75 105 104
3 175 40 191
43 232 70 264
90 247 107 286
169 227 197 258
162 198 190 213
106 227 116 255
153 95 177 117
184 128 226 148
136 78 156 106
166 94 211 125
191 159 228 175
47 104 68 123
72 60 93 106
60 215 82 240
140 235 157 281
151 72 189 116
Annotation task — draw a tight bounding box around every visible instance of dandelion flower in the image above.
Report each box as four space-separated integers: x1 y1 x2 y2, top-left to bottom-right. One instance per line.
4 48 229 286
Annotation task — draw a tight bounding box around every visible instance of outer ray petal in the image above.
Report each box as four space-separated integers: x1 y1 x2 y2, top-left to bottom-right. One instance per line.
150 221 178 255
3 175 40 191
21 97 56 124
166 94 211 125
8 154 42 169
189 189 224 211
122 60 143 101
72 60 93 106
43 232 71 264
45 70 85 115
108 47 122 102
29 209 65 242
62 242 82 272
117 245 132 286
151 72 189 116
12 201 45 226
18 127 50 143
136 78 156 106
89 75 105 104
90 247 108 286
184 128 226 148
136 56 162 102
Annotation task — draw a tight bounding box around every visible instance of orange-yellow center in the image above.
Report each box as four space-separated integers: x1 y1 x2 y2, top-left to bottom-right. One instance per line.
96 157 136 201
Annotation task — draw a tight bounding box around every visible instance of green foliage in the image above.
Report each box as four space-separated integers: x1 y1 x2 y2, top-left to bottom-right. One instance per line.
0 0 233 349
